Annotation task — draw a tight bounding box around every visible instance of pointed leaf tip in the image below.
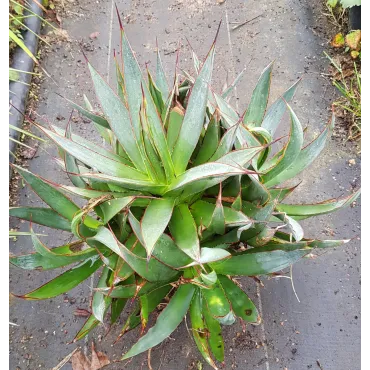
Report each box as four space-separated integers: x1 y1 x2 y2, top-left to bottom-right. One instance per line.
115 3 124 30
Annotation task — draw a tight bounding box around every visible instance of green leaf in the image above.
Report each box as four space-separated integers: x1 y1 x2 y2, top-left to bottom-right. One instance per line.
193 113 220 165
141 198 175 258
73 315 100 342
151 234 192 268
200 271 218 286
52 125 129 165
218 275 259 323
111 298 127 324
261 79 301 135
210 248 308 276
120 28 175 180
202 297 224 362
38 125 148 181
9 29 38 64
209 123 238 162
327 0 338 7
241 174 270 205
209 199 226 235
231 192 242 211
169 204 200 261
61 96 109 129
99 197 134 224
189 289 217 369
122 284 195 359
166 106 184 153
128 211 145 245
264 113 334 187
190 200 250 228
182 248 231 268
117 304 141 339
243 62 273 128
201 229 239 249
156 46 169 99
57 185 134 200
208 186 226 235
222 67 245 99
274 231 351 249
276 189 361 219
87 62 147 172
148 70 165 114
14 255 102 300
10 241 97 271
139 285 173 331
78 173 167 195
92 266 112 322
64 124 87 188
143 284 172 312
202 282 231 320
172 43 215 174
114 55 126 103
261 105 304 186
269 184 300 201
97 280 164 299
13 165 80 221
275 213 304 241
89 227 178 282
140 104 167 183
167 162 245 193
83 93 113 144
9 207 71 231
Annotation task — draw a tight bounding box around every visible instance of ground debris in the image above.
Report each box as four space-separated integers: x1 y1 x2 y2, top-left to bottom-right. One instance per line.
74 308 91 317
71 342 110 370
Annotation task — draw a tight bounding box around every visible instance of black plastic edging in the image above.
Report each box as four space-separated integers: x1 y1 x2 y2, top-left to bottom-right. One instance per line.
9 1 43 179
349 6 361 31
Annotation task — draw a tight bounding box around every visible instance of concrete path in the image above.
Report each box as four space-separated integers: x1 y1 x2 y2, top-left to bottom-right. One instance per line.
10 0 360 369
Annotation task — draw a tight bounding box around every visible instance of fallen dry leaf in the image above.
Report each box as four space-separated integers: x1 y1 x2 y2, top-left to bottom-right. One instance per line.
20 144 38 159
90 343 110 369
331 33 345 48
71 343 110 370
71 351 90 370
89 32 100 39
345 30 361 51
74 308 91 317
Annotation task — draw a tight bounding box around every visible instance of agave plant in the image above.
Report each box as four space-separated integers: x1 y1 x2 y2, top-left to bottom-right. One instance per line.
10 13 360 369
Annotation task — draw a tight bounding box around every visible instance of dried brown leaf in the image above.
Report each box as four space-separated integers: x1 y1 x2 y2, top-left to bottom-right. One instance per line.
71 343 110 370
71 351 90 370
74 308 91 317
90 343 110 370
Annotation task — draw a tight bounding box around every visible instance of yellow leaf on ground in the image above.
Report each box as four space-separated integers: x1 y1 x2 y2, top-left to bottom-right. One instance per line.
345 30 361 51
331 33 345 48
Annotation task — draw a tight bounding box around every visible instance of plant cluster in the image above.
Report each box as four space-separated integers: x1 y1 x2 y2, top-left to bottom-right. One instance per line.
10 14 360 369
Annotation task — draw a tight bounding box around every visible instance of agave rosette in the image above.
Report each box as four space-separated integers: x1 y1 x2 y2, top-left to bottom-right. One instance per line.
10 14 360 369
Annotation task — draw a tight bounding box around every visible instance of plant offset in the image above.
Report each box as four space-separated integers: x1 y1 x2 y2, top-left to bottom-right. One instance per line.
10 14 360 369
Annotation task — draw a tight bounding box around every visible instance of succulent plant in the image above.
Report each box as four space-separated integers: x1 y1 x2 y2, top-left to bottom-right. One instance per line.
10 13 360 369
